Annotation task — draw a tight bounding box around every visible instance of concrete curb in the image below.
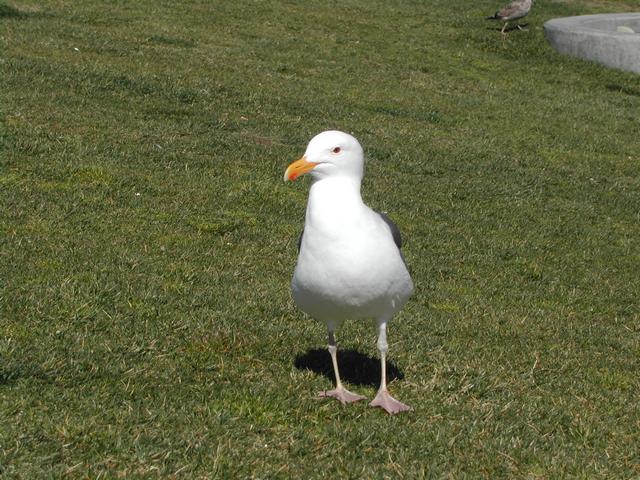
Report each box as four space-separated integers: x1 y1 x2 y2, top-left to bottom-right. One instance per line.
544 13 640 74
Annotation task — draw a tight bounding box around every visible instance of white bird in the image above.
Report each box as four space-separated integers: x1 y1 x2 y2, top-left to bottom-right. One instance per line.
284 131 413 414
487 0 533 34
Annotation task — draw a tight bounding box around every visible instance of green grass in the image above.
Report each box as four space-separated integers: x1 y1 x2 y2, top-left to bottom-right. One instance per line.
2 0 639 477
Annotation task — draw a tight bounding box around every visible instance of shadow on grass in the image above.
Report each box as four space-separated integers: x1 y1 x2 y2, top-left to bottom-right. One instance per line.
486 23 529 33
0 5 25 17
0 4 48 18
294 348 404 387
605 84 640 97
0 363 51 385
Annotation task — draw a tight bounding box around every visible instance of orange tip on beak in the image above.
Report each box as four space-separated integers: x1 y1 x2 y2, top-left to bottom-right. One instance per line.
284 156 316 182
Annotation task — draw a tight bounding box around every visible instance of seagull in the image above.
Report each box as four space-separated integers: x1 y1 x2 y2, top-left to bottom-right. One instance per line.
487 0 533 34
284 130 413 414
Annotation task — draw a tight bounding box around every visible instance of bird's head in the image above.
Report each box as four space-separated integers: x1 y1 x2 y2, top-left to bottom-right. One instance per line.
284 130 364 183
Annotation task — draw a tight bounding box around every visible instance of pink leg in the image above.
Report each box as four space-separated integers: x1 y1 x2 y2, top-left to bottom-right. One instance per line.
318 330 365 404
369 321 411 414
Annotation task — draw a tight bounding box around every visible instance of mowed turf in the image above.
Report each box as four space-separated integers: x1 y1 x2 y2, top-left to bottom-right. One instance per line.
1 0 639 477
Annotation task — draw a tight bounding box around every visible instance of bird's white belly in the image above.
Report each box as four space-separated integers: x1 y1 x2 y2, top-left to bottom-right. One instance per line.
291 234 413 322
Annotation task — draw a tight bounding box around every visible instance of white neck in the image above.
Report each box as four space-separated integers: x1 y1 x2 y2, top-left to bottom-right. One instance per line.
305 176 364 229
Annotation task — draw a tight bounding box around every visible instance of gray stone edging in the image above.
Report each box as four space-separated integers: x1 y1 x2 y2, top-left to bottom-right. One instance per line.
544 13 640 74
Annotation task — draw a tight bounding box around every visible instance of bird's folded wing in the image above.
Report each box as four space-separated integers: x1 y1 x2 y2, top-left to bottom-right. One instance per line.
376 211 402 250
498 1 524 18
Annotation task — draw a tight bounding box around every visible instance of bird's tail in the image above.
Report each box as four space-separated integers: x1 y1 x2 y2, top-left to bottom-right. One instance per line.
486 12 500 20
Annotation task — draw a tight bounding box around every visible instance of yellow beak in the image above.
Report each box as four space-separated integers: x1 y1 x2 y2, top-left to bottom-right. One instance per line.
284 156 316 182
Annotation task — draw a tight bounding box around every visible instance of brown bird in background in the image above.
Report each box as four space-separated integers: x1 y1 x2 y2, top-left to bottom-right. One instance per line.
487 0 533 34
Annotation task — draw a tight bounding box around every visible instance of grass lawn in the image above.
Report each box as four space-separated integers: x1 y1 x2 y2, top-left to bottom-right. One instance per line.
2 0 639 477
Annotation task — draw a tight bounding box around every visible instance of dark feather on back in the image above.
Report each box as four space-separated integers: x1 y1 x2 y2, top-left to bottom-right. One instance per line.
376 211 403 250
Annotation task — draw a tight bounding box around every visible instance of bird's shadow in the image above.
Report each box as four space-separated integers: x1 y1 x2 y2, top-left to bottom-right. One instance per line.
294 348 404 387
0 362 52 385
0 5 49 19
487 23 529 33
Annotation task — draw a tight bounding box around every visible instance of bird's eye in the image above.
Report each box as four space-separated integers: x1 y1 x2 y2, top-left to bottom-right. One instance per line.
332 147 341 154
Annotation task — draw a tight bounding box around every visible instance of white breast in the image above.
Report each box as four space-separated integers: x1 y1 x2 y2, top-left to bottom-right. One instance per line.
291 178 413 323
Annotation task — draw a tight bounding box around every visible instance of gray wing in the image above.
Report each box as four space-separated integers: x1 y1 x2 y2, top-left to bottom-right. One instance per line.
497 0 529 19
376 211 402 250
377 211 410 270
